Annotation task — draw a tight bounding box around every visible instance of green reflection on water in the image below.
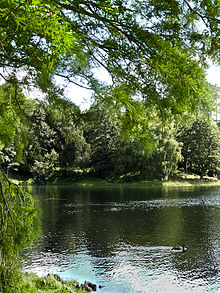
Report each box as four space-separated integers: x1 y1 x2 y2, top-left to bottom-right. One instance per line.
24 185 220 292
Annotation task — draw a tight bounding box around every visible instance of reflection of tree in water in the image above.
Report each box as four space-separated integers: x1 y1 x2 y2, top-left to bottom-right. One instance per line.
30 185 220 284
170 204 220 283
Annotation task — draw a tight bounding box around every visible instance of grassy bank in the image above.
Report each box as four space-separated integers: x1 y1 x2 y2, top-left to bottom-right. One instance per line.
20 273 95 293
57 177 220 187
9 170 220 187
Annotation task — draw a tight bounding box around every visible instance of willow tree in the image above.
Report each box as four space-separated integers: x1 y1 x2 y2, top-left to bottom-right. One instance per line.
0 81 40 291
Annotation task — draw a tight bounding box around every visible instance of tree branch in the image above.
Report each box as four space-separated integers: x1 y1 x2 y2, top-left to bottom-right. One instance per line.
55 72 93 90
183 0 220 25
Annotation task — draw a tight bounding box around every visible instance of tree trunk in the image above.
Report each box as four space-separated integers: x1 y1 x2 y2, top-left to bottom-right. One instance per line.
200 172 204 181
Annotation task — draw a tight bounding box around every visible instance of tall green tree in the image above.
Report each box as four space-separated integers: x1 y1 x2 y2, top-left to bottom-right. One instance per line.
23 99 90 182
84 106 120 178
140 113 182 180
178 118 220 179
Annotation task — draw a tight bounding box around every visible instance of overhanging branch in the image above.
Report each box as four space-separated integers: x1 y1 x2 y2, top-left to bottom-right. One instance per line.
183 0 220 25
55 72 93 90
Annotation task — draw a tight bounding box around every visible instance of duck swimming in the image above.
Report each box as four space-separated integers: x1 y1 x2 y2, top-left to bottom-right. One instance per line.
172 244 187 252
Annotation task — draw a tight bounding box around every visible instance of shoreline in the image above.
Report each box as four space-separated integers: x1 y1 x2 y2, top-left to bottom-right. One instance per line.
21 272 98 292
10 175 220 188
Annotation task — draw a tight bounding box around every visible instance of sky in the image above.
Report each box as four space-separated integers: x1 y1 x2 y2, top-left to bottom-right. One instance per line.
58 66 112 111
206 65 220 87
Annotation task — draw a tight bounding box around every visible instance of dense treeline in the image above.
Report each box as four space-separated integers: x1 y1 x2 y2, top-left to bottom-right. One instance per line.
1 83 220 183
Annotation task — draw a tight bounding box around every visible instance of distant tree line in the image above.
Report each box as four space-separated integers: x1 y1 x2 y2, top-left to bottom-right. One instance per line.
1 83 220 184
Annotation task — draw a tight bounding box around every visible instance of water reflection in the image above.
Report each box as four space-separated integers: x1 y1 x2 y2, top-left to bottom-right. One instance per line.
23 185 220 292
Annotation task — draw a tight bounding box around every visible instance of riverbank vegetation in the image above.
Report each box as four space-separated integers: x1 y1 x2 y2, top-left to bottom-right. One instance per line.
0 0 220 291
2 96 220 185
19 273 92 293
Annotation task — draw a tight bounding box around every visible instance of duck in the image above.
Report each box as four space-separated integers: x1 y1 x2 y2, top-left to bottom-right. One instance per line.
172 244 187 252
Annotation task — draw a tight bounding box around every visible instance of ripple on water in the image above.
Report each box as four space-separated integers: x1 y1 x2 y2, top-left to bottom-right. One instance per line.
23 186 220 293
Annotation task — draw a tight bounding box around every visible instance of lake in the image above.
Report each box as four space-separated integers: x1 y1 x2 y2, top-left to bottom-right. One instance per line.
22 184 220 293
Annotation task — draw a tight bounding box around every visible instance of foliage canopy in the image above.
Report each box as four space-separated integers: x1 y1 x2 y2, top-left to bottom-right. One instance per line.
0 0 219 114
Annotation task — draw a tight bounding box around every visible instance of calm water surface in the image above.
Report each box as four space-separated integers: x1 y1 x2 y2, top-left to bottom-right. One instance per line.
23 185 220 293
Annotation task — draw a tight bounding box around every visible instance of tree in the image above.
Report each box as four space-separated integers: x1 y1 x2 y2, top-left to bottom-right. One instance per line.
22 99 90 181
59 125 90 170
46 100 90 170
0 146 20 176
0 0 218 116
0 172 40 292
0 83 40 291
85 107 120 178
31 149 59 184
0 79 28 149
178 118 220 179
23 101 58 176
0 80 31 174
112 139 148 179
140 113 182 180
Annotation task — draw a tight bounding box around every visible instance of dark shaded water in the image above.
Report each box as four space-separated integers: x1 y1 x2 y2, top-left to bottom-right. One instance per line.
23 185 220 292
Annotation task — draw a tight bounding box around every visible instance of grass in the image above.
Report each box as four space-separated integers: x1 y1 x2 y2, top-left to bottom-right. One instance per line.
9 169 220 187
21 273 88 293
50 172 220 187
161 172 220 187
